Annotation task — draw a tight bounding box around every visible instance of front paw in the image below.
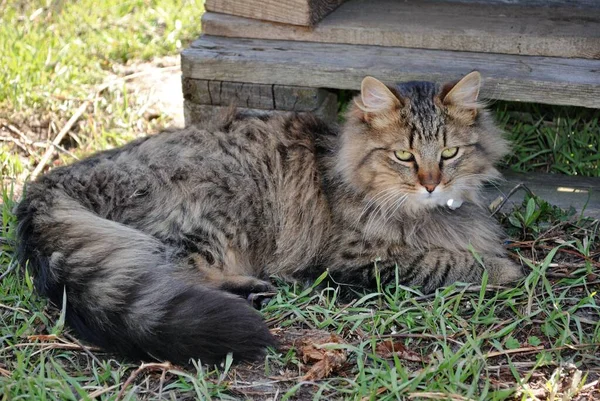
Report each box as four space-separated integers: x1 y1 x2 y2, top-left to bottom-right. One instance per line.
485 256 524 285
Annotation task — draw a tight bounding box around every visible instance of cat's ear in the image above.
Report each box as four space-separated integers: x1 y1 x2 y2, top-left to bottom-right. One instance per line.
441 71 482 123
442 71 481 107
358 76 401 113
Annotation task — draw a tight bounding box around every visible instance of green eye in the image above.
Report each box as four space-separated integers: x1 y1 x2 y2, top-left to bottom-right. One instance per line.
441 147 459 159
394 150 414 162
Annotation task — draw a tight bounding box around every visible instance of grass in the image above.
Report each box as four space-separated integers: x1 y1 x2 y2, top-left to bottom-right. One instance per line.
2 193 599 400
1 1 600 400
495 103 600 177
1 0 205 188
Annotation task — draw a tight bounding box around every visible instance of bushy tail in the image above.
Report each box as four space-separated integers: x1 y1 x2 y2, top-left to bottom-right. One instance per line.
15 188 275 365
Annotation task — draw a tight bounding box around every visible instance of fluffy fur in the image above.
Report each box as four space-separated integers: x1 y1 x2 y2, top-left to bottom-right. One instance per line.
16 72 523 365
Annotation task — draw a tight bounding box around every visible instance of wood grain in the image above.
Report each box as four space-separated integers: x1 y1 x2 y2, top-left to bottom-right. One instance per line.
181 78 332 111
181 36 600 108
203 0 600 59
205 0 345 26
183 93 338 125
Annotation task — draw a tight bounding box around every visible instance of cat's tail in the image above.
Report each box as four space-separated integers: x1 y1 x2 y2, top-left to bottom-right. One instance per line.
15 188 275 365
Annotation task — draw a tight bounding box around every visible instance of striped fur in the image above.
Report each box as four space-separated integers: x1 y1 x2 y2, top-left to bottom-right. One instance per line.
16 73 523 364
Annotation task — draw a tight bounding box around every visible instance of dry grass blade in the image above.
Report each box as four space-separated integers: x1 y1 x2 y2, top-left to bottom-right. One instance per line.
485 345 545 359
80 384 121 401
30 100 90 180
408 392 476 401
115 362 174 401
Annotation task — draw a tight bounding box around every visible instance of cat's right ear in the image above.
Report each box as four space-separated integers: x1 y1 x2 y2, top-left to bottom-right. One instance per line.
357 76 402 114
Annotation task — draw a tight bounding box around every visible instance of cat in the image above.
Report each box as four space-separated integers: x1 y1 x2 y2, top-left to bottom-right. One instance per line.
15 71 523 365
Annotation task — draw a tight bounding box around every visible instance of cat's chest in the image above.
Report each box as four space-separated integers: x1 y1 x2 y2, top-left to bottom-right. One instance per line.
325 225 408 267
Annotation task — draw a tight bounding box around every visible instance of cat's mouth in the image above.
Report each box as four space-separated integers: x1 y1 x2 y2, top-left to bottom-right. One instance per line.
414 188 464 210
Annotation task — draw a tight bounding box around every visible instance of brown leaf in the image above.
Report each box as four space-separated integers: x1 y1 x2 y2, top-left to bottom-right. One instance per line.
303 350 347 381
297 331 347 381
375 339 428 362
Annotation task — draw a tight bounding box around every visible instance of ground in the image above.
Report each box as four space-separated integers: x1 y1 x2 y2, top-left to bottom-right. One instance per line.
1 2 599 400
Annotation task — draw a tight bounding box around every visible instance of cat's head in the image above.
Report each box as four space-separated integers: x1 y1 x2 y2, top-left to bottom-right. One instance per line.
337 71 509 216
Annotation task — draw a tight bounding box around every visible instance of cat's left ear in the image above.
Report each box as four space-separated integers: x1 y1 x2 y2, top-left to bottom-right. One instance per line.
441 71 482 123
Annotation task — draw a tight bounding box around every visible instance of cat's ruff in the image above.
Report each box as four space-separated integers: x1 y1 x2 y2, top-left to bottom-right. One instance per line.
15 72 523 365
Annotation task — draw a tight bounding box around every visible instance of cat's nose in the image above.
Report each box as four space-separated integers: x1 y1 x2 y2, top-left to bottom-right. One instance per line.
423 184 437 193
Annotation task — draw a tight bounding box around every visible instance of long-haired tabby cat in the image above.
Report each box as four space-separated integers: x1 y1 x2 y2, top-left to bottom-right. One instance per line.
16 71 522 365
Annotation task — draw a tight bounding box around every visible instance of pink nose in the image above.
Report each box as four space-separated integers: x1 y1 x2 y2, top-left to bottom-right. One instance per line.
423 184 437 193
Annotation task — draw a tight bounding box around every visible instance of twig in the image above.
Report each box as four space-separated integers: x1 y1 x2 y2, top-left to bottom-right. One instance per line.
64 332 102 366
5 123 33 145
490 183 535 217
30 100 90 180
80 384 121 401
0 261 17 281
116 362 173 401
0 303 29 314
485 345 544 358
485 343 600 359
157 366 168 399
0 136 29 153
1 342 101 355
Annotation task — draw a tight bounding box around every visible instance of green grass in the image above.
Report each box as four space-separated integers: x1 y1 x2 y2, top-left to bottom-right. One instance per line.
1 1 600 400
1 0 205 186
2 192 599 399
495 103 600 177
1 0 203 111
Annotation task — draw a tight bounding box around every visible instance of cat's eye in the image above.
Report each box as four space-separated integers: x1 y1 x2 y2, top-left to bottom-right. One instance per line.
394 150 415 162
441 147 459 159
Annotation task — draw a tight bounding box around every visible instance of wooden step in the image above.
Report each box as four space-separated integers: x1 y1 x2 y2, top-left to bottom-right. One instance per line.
182 79 339 125
203 0 600 59
181 35 600 108
205 0 345 26
484 171 600 219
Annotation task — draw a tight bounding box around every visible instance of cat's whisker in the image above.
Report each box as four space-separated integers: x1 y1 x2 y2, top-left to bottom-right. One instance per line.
363 190 399 233
382 194 408 226
360 189 400 249
354 188 398 228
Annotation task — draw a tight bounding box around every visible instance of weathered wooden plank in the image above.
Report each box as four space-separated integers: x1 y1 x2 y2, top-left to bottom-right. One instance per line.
432 0 599 8
181 36 600 108
209 81 273 109
205 0 345 27
181 78 332 111
183 92 338 125
202 0 600 59
483 170 600 219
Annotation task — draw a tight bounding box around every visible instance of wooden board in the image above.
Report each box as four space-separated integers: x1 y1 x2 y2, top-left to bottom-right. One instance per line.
181 36 600 108
202 0 600 59
483 170 600 219
183 92 339 125
205 0 345 26
182 79 332 111
432 0 599 7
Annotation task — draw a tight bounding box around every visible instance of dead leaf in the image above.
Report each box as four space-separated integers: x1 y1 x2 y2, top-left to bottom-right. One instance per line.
297 331 347 381
375 339 428 362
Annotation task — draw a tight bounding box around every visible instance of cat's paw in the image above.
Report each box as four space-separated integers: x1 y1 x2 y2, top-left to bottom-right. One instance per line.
485 256 524 285
219 276 276 300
